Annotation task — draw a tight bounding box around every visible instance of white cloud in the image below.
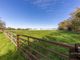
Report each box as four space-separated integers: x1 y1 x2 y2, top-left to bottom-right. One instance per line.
24 0 58 10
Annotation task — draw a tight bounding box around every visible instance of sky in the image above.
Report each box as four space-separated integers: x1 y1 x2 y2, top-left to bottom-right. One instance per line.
0 0 80 29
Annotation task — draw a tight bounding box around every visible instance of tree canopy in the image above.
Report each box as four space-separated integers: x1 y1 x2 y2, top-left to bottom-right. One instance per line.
58 8 80 32
0 19 6 29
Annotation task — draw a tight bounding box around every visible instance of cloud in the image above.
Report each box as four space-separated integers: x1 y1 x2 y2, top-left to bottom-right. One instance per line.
24 0 59 12
24 0 57 8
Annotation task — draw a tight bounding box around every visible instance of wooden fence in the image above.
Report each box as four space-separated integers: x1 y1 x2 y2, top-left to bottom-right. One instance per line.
4 31 80 60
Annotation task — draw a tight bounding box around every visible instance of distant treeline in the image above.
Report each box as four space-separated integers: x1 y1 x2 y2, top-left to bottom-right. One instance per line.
5 27 55 30
6 27 31 30
58 8 80 32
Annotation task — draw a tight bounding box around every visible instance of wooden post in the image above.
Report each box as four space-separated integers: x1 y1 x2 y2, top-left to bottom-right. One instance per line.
17 35 20 48
69 44 80 60
28 37 30 46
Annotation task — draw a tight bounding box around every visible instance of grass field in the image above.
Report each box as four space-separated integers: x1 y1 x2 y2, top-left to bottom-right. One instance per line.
12 30 80 43
0 32 25 60
1 30 80 60
10 30 80 60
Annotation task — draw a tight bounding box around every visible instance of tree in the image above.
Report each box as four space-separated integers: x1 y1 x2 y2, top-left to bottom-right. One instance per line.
58 20 72 31
58 8 80 32
0 19 6 29
0 20 5 28
71 8 80 32
0 18 6 32
6 27 16 30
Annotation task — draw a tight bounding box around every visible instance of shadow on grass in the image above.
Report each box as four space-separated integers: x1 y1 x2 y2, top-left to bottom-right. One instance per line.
0 50 25 60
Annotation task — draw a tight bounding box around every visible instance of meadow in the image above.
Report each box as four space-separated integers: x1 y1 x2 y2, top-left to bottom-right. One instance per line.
12 30 80 44
1 30 80 60
9 30 80 60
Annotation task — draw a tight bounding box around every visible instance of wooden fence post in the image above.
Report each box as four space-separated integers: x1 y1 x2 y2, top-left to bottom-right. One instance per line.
69 44 80 60
17 35 20 48
28 37 30 46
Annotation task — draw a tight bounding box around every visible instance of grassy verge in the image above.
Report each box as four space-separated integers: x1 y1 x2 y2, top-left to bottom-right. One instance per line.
0 32 25 60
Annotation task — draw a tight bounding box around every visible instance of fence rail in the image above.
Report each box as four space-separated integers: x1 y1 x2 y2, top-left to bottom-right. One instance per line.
4 31 80 60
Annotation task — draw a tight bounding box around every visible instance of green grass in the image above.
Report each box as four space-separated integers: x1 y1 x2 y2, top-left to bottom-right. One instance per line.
0 32 25 60
1 30 80 60
7 30 80 60
11 30 56 38
12 30 80 43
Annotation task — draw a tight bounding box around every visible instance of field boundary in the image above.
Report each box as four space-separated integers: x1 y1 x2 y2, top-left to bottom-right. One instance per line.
4 31 80 60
